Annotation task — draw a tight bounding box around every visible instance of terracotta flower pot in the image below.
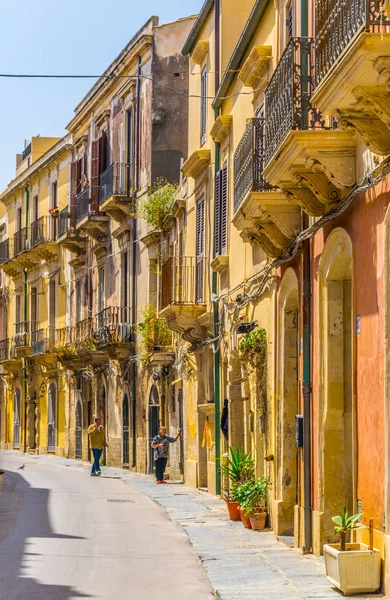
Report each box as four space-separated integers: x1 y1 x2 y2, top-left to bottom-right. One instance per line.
249 511 267 530
239 508 252 529
226 501 241 521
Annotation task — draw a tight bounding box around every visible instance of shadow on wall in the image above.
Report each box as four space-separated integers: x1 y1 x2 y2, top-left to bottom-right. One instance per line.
0 470 90 600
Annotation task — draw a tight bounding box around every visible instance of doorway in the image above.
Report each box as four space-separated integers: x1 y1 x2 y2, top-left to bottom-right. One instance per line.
48 384 57 452
75 400 82 459
148 386 160 474
123 394 130 466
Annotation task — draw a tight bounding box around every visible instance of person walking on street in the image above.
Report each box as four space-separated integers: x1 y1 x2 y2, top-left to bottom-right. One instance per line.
88 417 108 476
151 426 182 484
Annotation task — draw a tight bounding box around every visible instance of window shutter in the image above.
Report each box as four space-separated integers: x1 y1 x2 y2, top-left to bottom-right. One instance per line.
82 154 88 181
196 195 205 257
70 161 78 226
201 67 207 145
221 164 228 255
90 139 100 213
214 170 221 258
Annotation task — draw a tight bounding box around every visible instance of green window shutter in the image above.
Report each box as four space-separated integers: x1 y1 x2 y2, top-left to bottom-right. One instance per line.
221 163 228 256
214 170 221 258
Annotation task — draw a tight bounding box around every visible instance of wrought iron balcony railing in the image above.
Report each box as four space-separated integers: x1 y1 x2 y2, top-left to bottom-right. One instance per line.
13 321 30 348
14 228 28 256
264 38 326 167
76 186 91 222
94 306 132 345
100 162 133 205
161 256 206 310
55 326 76 350
75 317 95 351
315 0 390 85
0 339 9 361
58 207 70 237
234 118 275 213
31 216 47 247
31 326 56 355
0 239 11 264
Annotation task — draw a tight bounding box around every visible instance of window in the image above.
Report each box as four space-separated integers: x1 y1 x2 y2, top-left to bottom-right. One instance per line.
15 294 21 325
196 195 205 304
98 268 105 313
214 162 228 257
48 384 57 452
49 280 56 331
17 207 22 232
286 0 294 41
76 280 82 324
32 195 39 223
31 287 38 329
200 66 207 145
121 252 129 312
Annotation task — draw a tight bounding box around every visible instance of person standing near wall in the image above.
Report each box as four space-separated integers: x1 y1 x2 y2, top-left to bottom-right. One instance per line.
88 417 108 476
151 426 182 484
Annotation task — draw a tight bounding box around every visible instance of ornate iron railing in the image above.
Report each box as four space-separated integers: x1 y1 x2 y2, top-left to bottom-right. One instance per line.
315 0 390 85
161 256 206 310
13 321 30 347
233 118 275 213
31 326 56 355
94 306 132 345
264 38 326 166
0 339 9 361
58 207 70 237
31 216 47 247
0 239 10 264
14 228 28 256
100 162 133 205
76 186 91 222
75 317 95 352
55 326 76 353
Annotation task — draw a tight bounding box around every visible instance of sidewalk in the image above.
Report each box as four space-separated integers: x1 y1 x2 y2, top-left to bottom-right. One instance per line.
1 451 384 600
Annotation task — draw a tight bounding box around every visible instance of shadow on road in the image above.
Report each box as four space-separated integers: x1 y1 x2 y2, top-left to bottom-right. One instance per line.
0 470 91 600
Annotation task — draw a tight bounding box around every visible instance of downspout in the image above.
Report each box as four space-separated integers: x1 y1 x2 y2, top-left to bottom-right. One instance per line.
131 55 142 467
23 186 29 453
301 0 312 553
213 0 222 497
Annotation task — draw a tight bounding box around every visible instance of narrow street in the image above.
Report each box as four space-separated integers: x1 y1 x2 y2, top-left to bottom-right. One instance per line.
0 451 384 600
0 452 213 600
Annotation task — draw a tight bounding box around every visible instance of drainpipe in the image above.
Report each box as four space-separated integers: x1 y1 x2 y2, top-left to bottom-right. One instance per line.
131 55 142 468
23 186 29 453
302 224 312 552
213 0 222 497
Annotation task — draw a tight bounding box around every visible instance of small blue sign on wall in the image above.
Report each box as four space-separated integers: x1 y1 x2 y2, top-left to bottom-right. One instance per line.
357 314 361 335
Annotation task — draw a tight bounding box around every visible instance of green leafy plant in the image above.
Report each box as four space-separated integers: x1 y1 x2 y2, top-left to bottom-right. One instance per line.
220 446 254 486
239 328 267 370
235 477 271 516
139 177 178 233
332 507 364 551
138 304 172 364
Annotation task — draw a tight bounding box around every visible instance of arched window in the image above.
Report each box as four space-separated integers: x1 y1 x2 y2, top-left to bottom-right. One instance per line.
48 384 57 452
13 388 21 448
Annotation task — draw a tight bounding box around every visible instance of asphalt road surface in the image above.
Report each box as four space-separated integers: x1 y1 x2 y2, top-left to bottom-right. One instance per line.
0 452 214 600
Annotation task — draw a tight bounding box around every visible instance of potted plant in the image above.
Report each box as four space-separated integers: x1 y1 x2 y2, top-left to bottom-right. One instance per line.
236 477 271 530
323 508 381 595
220 446 254 522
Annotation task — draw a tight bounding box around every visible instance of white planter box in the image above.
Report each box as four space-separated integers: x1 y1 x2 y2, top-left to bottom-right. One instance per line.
323 543 381 595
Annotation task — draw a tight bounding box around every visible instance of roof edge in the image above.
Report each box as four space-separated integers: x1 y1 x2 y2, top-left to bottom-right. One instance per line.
212 0 270 110
182 0 214 55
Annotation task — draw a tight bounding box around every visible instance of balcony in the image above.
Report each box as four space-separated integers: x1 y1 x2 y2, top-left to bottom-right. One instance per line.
99 163 134 222
30 216 58 263
13 228 40 270
31 326 58 370
75 317 106 366
55 326 83 369
263 38 357 217
312 0 390 154
160 256 207 344
0 239 19 278
148 318 175 366
57 206 87 258
11 321 31 357
0 338 21 374
232 118 300 257
76 186 109 242
94 306 132 359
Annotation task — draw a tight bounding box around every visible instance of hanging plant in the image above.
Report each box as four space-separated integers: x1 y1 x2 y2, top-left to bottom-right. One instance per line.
139 177 178 233
138 304 172 364
239 328 267 405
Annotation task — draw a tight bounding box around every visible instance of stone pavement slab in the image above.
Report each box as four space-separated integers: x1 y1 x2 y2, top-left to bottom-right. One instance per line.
2 452 385 600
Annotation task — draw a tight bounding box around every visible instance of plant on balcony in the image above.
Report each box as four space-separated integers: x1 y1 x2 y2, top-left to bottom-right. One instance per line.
138 304 172 364
48 206 59 216
139 177 178 234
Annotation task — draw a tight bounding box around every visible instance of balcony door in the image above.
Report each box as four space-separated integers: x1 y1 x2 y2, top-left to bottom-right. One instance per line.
48 384 57 452
196 195 205 304
13 388 21 448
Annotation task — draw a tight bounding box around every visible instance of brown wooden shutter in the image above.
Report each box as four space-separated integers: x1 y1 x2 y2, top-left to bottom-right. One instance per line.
221 164 228 255
90 139 100 213
70 161 78 226
196 195 205 303
214 170 221 258
82 154 88 182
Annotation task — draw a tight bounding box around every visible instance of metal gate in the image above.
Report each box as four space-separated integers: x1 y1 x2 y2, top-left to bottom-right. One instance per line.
48 384 56 452
123 394 129 466
178 388 184 475
75 400 82 459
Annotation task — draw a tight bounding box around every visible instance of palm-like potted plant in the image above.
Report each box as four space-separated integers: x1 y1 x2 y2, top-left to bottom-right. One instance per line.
220 446 254 521
323 507 381 594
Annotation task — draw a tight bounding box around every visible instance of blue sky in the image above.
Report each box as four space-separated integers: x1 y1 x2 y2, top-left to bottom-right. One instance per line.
0 0 202 191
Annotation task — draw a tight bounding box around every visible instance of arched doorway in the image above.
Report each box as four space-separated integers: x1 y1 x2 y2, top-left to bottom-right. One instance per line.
318 230 354 549
75 399 82 459
48 383 57 452
148 386 160 474
13 388 21 448
276 269 299 537
123 394 130 466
